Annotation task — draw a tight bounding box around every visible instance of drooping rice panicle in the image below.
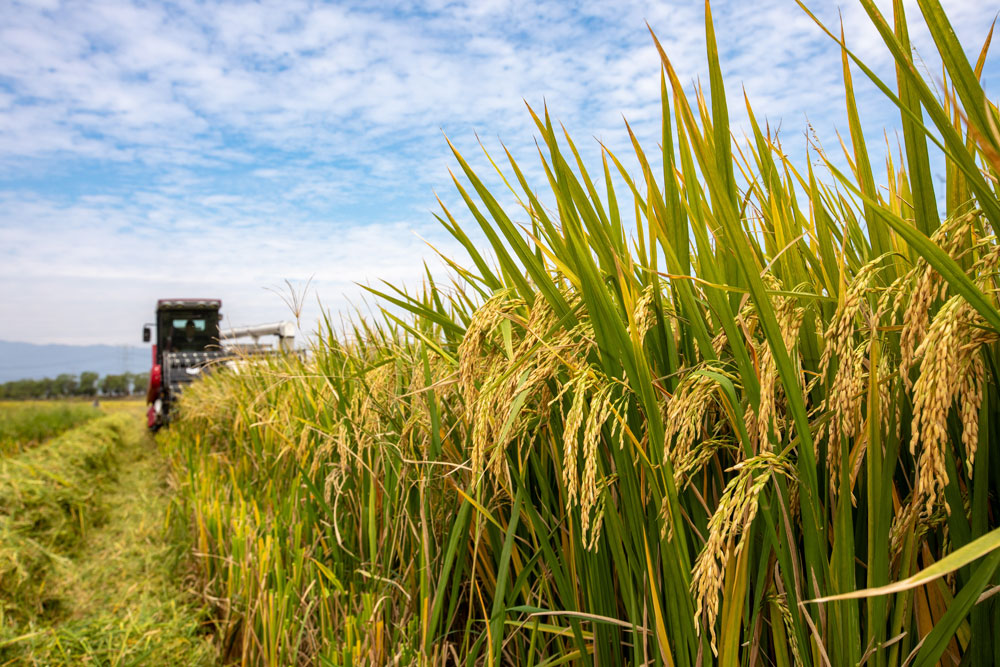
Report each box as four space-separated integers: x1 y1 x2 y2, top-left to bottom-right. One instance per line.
156 2 1000 664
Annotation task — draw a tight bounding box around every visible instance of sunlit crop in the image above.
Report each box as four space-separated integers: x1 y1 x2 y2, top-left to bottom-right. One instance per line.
164 1 1000 664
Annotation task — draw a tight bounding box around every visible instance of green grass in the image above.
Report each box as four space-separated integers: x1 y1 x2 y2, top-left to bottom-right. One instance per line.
161 1 1000 664
0 401 101 457
0 411 215 665
0 413 128 628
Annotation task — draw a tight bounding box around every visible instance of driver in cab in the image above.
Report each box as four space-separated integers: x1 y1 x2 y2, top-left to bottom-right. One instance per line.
167 319 199 351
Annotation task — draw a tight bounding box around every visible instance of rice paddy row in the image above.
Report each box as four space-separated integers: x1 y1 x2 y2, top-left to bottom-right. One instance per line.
161 1 1000 664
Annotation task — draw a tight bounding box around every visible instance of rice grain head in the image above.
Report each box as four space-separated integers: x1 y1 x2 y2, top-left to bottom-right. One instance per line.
909 294 997 516
768 591 804 667
689 453 796 654
817 260 883 495
632 284 658 343
751 283 804 453
664 368 724 488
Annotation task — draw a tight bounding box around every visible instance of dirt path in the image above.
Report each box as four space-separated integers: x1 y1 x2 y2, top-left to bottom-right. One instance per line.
3 411 216 665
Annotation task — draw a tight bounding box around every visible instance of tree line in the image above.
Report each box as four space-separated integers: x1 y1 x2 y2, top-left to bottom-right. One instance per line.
0 372 150 400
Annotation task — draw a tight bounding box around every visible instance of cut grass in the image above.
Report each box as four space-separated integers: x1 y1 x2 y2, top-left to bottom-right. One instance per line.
0 409 215 665
0 413 128 625
0 401 101 457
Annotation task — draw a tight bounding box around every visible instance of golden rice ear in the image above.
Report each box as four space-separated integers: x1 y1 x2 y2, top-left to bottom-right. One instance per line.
664 369 721 477
561 371 589 507
456 291 513 410
632 284 658 342
910 294 998 517
690 454 796 656
751 284 806 454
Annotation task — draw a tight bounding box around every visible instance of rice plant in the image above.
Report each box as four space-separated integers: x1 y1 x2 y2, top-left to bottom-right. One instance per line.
163 0 1000 664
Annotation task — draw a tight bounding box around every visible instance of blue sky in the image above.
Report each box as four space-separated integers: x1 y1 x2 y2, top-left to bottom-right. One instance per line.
0 0 996 346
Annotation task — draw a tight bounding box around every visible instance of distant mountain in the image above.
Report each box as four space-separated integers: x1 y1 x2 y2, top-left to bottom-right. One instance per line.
0 340 151 383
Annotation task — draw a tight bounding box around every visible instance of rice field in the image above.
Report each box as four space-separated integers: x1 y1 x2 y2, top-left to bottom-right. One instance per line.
161 1 1000 665
0 409 214 664
0 401 101 457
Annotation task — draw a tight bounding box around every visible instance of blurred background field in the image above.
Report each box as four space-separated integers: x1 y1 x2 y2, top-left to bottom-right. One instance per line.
0 401 101 457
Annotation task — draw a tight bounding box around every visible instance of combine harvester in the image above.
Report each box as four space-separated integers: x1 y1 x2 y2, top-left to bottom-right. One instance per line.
142 298 295 429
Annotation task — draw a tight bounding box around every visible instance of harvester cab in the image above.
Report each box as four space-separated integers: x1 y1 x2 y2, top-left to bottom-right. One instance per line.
143 298 226 430
143 299 298 430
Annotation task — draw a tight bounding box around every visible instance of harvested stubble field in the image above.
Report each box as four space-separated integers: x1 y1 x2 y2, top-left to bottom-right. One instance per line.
0 401 101 457
158 2 1000 665
0 405 214 665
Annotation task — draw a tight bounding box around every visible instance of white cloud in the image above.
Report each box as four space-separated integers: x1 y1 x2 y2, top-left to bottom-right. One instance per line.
0 189 469 344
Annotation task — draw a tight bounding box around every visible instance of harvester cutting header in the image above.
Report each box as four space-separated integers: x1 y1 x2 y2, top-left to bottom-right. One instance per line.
142 298 295 429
